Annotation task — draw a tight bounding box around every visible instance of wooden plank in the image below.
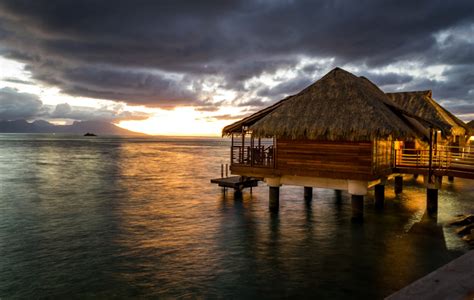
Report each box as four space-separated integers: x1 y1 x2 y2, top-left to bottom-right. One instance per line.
210 176 259 188
275 139 373 178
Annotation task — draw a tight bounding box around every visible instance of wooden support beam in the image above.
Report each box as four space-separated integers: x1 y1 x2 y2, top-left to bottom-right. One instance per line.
395 175 403 194
269 186 280 212
351 194 364 222
374 184 384 209
304 186 313 202
427 188 438 218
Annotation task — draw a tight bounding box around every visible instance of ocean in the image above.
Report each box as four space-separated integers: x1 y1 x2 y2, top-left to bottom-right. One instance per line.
0 134 472 299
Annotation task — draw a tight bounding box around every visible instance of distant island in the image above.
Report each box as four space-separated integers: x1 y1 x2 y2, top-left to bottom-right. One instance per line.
0 119 144 135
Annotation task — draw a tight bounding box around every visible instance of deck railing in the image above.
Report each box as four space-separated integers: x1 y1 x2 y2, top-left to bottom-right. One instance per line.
231 145 275 168
395 146 474 172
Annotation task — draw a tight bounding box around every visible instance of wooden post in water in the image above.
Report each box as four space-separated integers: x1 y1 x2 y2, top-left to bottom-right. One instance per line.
374 184 385 209
428 127 434 184
304 186 313 202
426 128 439 219
269 186 280 212
351 195 364 222
425 175 441 219
394 175 403 194
221 164 224 178
234 188 242 200
335 189 342 203
225 164 228 177
427 188 438 218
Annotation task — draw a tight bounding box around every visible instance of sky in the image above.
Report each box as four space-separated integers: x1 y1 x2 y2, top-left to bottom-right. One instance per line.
0 0 473 136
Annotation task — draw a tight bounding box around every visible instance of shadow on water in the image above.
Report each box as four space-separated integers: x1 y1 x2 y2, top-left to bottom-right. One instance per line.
214 180 469 299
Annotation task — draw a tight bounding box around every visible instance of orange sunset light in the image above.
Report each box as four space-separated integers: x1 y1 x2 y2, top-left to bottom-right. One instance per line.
117 107 236 136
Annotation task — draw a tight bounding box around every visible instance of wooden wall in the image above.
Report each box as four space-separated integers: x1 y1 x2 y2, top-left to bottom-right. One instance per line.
276 139 374 180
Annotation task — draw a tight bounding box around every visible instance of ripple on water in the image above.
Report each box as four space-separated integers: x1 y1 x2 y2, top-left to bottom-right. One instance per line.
0 135 472 299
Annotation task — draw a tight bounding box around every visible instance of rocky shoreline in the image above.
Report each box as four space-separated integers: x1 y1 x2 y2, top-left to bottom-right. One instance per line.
450 214 474 247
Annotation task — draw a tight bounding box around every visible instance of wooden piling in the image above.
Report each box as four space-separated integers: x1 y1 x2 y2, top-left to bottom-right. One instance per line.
374 184 384 209
395 175 403 194
304 186 313 202
269 186 280 212
234 186 243 199
427 188 438 218
351 195 364 222
335 189 342 203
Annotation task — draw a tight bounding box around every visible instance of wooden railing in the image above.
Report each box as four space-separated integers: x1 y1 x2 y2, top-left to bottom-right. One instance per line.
231 145 274 168
395 146 474 172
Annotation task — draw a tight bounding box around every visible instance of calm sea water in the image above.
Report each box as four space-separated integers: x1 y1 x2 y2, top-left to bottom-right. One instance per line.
0 134 472 299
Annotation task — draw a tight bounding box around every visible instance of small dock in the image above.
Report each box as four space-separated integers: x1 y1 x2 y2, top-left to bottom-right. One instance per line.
210 176 259 191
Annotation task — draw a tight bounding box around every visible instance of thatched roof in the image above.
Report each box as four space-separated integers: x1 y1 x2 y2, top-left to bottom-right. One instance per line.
223 67 428 141
468 120 474 128
386 90 469 136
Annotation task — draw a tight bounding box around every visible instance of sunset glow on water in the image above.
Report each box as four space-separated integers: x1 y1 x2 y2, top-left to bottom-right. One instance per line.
0 134 472 298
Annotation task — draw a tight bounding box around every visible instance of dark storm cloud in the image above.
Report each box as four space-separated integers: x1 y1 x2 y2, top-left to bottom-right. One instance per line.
0 87 43 119
27 64 199 107
386 65 474 102
0 87 149 121
0 0 473 109
236 99 267 108
360 72 414 87
257 77 314 99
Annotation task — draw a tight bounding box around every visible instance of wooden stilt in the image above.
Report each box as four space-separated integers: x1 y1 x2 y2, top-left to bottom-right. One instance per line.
304 186 313 202
427 188 438 218
374 184 384 209
395 176 403 194
351 194 364 222
269 186 280 212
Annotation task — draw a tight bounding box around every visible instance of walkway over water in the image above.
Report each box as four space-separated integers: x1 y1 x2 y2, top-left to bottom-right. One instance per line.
395 145 474 179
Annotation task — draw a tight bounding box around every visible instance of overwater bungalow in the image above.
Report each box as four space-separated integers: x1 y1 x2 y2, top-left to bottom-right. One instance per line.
222 68 436 219
386 91 473 181
386 90 470 148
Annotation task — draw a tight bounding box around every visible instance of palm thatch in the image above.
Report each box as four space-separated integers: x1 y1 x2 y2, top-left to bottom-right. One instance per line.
223 67 427 142
466 120 474 128
386 90 469 136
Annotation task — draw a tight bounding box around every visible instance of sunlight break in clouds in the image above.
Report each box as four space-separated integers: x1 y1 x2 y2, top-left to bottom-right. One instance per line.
118 107 237 136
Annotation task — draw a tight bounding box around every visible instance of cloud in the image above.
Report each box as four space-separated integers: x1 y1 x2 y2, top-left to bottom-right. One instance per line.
28 64 199 107
0 87 44 119
204 113 252 122
360 72 414 87
0 0 473 111
2 77 34 85
0 87 149 122
49 103 150 123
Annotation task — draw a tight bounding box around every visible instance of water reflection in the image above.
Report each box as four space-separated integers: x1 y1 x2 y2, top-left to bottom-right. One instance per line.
0 135 472 299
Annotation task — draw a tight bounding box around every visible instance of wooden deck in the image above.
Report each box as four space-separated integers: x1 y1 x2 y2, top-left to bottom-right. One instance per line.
210 176 259 190
223 143 474 183
395 146 474 179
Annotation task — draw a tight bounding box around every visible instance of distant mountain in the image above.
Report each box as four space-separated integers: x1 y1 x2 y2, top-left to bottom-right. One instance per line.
0 119 144 135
